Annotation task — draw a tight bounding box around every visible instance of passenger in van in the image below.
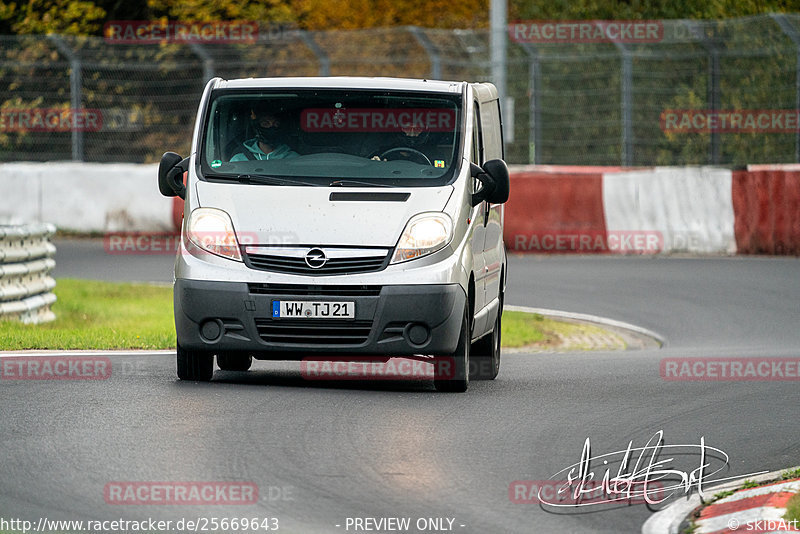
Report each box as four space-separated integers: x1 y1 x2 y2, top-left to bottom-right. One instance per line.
230 107 299 161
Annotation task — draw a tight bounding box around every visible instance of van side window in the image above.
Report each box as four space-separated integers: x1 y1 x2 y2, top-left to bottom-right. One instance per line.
472 101 484 165
480 100 503 161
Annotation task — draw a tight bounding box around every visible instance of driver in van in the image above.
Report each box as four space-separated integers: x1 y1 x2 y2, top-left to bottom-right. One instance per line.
231 106 299 161
370 120 434 165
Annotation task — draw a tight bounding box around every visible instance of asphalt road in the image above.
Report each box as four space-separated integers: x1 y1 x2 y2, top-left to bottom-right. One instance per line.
1 240 798 533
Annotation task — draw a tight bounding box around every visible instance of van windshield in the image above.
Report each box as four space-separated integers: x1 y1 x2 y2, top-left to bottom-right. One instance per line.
199 89 463 187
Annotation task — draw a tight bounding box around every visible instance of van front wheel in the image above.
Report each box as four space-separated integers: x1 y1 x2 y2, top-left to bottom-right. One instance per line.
176 343 213 381
434 306 470 393
470 309 501 380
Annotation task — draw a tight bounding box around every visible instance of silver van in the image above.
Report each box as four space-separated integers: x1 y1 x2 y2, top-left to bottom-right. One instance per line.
158 77 509 392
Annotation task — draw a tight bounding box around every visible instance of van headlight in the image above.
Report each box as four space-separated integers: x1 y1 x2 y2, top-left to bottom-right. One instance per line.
391 213 453 264
186 207 242 262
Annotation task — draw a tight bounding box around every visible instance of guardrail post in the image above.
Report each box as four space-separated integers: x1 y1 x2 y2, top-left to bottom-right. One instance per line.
46 35 83 161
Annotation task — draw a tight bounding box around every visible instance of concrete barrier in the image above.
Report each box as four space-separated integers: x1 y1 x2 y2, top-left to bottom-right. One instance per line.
602 166 736 254
506 165 797 255
0 162 172 232
1 162 797 255
733 168 800 255
505 169 605 253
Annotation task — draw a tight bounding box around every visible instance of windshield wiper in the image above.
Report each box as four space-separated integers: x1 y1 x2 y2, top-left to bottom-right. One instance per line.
329 179 392 188
235 174 320 187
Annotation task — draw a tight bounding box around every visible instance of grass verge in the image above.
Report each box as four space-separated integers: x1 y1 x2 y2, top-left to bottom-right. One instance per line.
785 492 800 523
0 279 174 350
0 279 624 351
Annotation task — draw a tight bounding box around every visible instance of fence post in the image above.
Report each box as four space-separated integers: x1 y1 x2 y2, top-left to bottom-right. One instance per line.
612 39 634 167
298 31 330 76
685 21 721 165
521 43 541 164
490 0 507 119
189 43 215 84
771 13 800 163
46 35 83 161
408 26 442 79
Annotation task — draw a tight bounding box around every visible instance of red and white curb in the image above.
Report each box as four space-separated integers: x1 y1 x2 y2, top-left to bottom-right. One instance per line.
693 479 800 533
642 467 800 534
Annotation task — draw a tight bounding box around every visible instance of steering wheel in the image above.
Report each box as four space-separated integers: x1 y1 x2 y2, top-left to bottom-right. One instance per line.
377 147 432 166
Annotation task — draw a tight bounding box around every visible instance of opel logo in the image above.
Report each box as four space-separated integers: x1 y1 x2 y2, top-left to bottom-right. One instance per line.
304 248 327 269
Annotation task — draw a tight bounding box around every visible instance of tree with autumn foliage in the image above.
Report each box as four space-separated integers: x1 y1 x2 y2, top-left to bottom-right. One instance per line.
4 0 800 36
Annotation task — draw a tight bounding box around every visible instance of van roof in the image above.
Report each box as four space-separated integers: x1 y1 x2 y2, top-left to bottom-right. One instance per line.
214 76 468 94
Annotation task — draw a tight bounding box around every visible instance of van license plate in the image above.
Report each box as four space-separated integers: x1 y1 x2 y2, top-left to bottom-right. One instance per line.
272 301 355 319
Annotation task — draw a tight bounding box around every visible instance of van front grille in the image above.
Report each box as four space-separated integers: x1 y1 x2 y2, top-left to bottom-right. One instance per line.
254 319 372 345
243 247 390 276
248 284 382 297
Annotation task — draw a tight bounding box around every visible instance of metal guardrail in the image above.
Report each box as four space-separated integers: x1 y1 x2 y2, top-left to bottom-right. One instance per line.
0 223 57 324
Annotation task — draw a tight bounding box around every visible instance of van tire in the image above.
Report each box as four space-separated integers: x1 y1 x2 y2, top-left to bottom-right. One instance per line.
176 343 213 381
470 310 501 380
217 353 253 372
434 306 470 392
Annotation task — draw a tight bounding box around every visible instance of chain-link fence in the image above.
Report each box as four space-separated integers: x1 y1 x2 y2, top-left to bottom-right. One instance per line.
3 15 800 166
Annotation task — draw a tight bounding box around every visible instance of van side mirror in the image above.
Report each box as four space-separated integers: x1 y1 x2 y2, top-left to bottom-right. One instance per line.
470 159 510 206
158 152 189 199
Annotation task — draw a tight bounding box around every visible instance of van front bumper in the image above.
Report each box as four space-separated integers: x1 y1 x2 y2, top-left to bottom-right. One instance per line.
174 279 466 358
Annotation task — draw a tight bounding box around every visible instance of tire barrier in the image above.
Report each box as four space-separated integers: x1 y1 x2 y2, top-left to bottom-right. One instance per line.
0 223 57 324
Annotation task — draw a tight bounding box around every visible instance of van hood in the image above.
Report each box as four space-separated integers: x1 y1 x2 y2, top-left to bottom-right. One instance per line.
195 181 454 247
